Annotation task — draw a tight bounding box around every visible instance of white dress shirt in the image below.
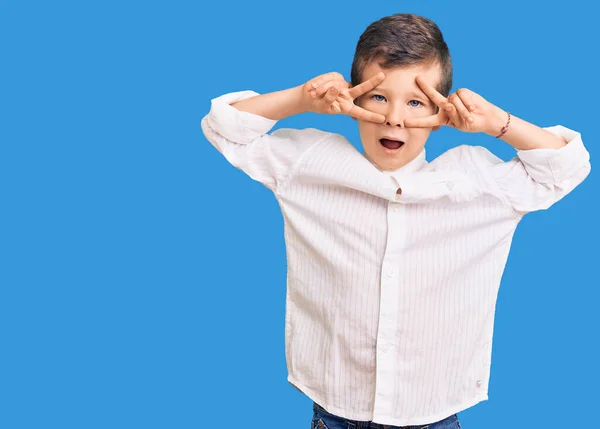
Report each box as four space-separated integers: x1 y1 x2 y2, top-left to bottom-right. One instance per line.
200 90 591 426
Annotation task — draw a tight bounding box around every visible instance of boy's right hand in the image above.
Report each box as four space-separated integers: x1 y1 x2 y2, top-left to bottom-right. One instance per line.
301 72 387 123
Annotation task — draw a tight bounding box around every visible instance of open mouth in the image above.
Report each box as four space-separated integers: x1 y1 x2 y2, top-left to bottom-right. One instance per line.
379 138 405 151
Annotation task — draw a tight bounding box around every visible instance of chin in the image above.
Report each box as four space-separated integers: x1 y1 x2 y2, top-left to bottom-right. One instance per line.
370 156 405 171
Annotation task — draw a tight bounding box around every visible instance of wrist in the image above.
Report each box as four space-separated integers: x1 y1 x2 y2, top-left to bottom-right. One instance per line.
484 107 510 137
291 84 311 115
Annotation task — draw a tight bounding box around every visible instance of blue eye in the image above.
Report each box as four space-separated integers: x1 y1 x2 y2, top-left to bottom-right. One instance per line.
371 94 386 102
370 95 423 107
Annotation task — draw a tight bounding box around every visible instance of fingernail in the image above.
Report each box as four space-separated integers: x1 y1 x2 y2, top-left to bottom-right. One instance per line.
312 82 318 88
311 90 316 97
468 117 474 123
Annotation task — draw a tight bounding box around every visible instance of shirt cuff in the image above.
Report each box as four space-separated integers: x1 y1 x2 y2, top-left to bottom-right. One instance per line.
205 90 279 145
516 125 590 184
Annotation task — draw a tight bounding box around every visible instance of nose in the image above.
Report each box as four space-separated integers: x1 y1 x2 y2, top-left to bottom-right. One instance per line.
384 104 407 128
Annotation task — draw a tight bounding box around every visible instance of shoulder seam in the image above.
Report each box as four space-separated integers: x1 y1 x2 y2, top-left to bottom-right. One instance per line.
275 131 336 196
467 145 526 220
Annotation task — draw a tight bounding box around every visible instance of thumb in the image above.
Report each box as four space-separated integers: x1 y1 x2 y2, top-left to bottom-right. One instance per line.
324 87 338 104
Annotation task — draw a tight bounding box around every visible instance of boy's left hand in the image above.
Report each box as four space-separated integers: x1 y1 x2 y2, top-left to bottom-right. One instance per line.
404 75 504 135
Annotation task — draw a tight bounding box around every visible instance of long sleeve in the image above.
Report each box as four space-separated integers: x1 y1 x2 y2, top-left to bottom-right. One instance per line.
467 125 591 215
200 90 332 193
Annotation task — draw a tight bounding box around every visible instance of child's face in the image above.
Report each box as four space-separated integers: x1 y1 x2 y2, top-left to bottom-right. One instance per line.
355 61 442 172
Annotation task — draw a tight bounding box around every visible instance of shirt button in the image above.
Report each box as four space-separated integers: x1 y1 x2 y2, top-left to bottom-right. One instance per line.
445 181 454 190
387 270 395 277
476 380 482 388
393 205 399 212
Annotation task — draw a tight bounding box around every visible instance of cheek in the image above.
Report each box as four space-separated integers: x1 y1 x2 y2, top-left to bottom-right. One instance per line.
358 119 375 131
410 128 432 142
362 100 386 113
412 106 436 117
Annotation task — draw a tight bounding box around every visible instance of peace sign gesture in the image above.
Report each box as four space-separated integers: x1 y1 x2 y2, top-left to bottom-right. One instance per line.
302 71 387 123
404 76 500 134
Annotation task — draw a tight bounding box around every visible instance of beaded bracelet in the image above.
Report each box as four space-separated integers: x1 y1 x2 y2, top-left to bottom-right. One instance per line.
495 111 511 138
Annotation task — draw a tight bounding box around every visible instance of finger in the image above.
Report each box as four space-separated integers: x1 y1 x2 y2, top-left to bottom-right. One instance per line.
443 100 461 127
318 87 343 114
404 114 441 128
331 101 342 113
323 86 338 104
449 92 473 124
456 88 476 112
310 72 341 88
415 75 447 107
311 80 340 98
347 103 386 123
347 72 386 100
310 72 345 89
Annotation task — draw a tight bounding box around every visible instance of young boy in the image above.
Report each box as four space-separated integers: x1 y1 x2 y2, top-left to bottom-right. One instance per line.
200 13 590 429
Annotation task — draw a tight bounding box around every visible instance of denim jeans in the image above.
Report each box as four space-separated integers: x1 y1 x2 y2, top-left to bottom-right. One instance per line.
311 401 462 429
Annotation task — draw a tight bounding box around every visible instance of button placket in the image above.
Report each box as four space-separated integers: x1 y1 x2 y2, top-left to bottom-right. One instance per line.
373 191 407 417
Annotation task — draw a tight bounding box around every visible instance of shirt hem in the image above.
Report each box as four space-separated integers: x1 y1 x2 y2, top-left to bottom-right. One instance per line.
288 374 489 426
